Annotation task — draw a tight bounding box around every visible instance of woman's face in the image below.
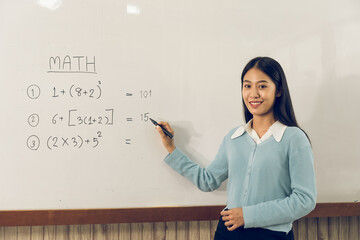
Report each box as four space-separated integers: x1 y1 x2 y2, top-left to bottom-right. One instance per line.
242 68 280 120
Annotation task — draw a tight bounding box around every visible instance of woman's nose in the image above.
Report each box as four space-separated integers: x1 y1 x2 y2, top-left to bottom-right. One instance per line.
250 88 260 98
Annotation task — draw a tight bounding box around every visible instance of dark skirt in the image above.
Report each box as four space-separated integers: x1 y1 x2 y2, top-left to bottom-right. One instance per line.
214 217 294 240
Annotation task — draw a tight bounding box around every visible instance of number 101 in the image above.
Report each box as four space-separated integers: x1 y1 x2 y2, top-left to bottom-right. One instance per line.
140 90 152 98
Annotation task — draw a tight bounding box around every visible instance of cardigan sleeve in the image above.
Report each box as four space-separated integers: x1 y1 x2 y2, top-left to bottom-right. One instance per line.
243 143 317 228
164 139 229 192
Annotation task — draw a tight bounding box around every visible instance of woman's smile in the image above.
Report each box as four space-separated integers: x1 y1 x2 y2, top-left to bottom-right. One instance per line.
249 101 263 108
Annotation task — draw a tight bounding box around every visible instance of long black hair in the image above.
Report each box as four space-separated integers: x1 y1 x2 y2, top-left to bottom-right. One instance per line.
241 57 310 140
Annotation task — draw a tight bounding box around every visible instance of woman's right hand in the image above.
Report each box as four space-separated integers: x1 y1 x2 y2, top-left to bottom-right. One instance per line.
155 121 176 153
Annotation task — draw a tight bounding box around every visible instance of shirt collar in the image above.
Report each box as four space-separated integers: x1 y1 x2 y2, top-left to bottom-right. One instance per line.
231 120 287 142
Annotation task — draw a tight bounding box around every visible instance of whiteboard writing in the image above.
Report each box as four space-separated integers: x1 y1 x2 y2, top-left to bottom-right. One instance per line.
24 55 155 154
48 55 96 74
52 84 102 99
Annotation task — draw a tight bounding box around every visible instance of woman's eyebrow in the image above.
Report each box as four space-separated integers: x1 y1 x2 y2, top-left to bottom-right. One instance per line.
243 79 270 83
257 80 270 83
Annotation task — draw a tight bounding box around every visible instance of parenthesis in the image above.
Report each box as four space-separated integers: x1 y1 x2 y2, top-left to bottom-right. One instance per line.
70 85 74 98
47 136 52 150
97 85 101 99
84 116 88 125
78 135 83 148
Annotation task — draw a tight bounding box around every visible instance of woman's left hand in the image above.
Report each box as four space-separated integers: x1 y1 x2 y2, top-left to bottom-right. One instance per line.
220 208 245 231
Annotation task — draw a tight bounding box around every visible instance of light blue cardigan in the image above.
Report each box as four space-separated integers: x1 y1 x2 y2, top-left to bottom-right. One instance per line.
164 126 317 233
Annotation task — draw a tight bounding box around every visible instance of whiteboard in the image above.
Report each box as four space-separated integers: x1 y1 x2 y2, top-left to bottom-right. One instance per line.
0 0 359 210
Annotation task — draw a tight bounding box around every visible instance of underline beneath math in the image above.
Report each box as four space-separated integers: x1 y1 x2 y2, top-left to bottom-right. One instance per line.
47 71 97 74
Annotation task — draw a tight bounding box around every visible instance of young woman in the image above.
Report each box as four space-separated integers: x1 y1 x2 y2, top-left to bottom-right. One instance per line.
155 57 316 240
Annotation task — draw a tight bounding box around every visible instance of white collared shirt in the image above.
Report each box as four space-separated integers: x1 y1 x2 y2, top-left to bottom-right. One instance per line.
231 120 287 144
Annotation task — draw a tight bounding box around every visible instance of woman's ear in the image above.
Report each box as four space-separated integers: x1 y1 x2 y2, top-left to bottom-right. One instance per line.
276 88 282 97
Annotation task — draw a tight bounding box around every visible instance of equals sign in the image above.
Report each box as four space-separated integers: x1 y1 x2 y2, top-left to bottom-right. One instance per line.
126 93 133 97
125 139 131 145
126 118 133 122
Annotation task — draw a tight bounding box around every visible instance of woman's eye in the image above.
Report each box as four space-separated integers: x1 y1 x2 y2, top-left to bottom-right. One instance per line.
259 85 267 89
243 85 251 88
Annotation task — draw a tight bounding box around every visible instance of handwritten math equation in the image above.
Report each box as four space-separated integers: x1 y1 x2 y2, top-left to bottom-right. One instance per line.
26 55 153 151
52 109 114 126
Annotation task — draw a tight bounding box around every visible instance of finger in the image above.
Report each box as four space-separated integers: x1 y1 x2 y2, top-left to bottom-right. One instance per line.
227 224 238 231
156 126 166 136
158 121 169 129
158 121 174 134
224 221 233 227
157 126 174 141
220 210 230 216
221 216 230 221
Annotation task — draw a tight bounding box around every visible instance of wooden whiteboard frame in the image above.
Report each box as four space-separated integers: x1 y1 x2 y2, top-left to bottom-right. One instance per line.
0 203 359 226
